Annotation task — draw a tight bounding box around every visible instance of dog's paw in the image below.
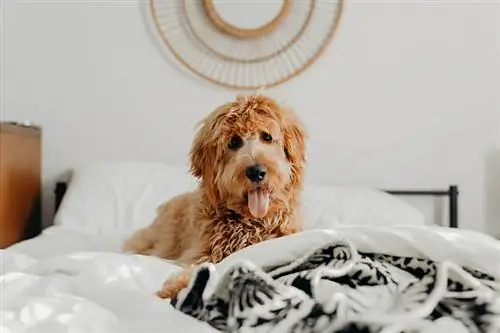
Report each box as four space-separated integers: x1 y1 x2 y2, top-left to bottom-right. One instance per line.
156 287 178 299
156 273 191 299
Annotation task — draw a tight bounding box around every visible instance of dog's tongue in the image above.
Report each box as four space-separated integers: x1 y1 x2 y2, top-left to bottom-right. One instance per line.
248 189 270 218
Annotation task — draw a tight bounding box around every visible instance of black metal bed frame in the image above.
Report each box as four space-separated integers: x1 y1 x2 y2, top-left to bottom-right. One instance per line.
53 182 459 228
384 185 459 228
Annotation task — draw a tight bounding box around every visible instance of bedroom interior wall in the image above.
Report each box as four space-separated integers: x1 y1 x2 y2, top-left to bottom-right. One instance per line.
485 10 500 238
2 1 499 234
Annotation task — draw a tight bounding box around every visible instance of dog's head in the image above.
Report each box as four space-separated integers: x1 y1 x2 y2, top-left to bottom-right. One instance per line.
190 94 307 219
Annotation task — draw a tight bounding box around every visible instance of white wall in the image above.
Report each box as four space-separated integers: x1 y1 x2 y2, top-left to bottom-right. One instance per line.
2 1 499 233
485 8 500 238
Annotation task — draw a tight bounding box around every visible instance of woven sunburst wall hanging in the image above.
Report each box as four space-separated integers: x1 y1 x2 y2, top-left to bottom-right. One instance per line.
149 0 344 90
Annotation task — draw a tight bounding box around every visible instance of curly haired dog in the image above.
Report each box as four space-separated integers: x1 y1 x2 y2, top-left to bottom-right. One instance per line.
122 93 307 299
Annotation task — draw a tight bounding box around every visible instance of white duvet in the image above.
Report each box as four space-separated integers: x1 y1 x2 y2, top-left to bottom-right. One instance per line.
2 225 500 333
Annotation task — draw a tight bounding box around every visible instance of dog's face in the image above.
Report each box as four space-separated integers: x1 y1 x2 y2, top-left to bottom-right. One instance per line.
190 94 306 219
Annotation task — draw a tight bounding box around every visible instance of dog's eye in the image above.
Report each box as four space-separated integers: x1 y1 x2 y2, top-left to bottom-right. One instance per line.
228 135 244 150
261 132 272 143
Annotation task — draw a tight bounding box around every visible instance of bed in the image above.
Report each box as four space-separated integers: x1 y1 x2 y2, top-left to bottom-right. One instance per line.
2 162 499 333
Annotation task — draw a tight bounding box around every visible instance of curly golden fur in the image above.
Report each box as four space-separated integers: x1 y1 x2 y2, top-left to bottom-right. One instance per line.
122 93 307 299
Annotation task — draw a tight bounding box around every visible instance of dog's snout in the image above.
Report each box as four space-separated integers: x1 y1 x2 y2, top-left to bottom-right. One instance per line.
246 164 267 183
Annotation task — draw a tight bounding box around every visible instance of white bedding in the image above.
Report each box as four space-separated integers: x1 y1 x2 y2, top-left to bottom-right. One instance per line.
6 226 126 260
2 162 495 332
52 161 427 235
2 225 500 333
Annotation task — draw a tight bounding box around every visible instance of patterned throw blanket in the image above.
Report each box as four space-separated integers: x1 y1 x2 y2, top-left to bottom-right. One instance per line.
172 240 500 332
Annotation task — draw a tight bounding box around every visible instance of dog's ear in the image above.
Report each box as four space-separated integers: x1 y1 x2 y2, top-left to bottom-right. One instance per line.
282 107 307 187
189 108 226 206
189 120 212 180
190 104 229 178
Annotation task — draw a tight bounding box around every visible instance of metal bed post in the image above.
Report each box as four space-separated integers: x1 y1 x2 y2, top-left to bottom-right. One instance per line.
449 185 458 228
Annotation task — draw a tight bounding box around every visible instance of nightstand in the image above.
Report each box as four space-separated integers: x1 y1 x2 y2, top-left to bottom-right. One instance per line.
0 122 42 248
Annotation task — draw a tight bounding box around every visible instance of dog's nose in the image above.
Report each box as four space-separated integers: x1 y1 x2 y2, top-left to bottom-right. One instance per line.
245 164 267 183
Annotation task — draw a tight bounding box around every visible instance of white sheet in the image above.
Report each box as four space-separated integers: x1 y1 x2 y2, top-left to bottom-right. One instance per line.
6 226 127 261
2 226 500 333
1 251 217 333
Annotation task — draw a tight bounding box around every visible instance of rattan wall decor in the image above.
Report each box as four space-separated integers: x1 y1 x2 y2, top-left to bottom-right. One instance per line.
149 0 344 90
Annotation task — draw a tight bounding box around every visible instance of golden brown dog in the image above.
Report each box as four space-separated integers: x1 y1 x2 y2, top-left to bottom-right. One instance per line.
122 93 307 299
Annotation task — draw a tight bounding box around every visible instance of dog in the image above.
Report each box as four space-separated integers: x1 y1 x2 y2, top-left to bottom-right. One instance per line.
122 93 307 299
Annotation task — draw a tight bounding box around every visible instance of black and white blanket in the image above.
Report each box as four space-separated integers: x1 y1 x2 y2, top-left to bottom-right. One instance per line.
172 239 500 332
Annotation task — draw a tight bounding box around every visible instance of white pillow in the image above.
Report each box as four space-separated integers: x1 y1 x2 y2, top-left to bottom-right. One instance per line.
301 185 425 229
54 161 198 234
54 162 424 235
